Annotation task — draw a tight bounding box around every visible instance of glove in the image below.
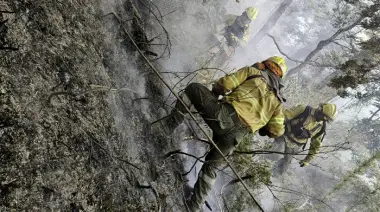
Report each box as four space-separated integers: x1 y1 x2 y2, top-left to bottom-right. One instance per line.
299 160 309 167
258 128 270 136
211 83 224 97
259 127 277 138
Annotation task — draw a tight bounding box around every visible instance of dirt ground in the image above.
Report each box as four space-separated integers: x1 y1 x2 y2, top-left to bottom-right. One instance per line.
0 0 186 211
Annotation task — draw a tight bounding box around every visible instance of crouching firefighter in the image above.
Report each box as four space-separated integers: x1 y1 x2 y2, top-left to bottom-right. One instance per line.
273 103 338 176
161 56 287 211
223 7 258 47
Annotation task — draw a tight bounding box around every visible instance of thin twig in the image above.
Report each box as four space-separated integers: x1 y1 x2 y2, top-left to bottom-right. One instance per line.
222 195 231 212
163 149 236 179
226 175 255 186
267 34 334 68
48 84 139 104
162 67 227 107
267 34 303 63
234 142 350 156
266 185 286 211
161 9 179 18
163 149 206 162
0 46 19 51
269 185 337 212
137 182 162 212
182 150 208 176
0 124 14 129
87 131 141 170
47 91 77 103
0 10 15 13
136 0 171 57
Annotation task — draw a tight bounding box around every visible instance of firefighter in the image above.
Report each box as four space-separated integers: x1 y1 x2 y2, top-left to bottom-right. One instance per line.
161 56 287 211
273 103 338 176
223 7 258 47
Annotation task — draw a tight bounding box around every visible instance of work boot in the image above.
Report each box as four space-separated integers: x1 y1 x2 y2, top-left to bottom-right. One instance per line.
161 110 184 136
161 93 191 136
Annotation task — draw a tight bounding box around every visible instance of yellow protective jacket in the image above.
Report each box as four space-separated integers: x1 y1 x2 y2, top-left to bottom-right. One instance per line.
284 105 325 162
216 66 285 136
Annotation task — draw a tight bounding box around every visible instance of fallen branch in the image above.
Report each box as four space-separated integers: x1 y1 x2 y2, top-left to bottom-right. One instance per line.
135 0 171 58
0 46 19 51
161 9 179 18
87 131 141 170
47 91 77 103
0 123 14 129
182 150 208 176
48 84 139 104
226 174 254 186
163 149 205 162
0 10 15 13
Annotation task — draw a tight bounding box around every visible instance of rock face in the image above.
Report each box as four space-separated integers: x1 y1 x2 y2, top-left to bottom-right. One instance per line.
1 0 183 211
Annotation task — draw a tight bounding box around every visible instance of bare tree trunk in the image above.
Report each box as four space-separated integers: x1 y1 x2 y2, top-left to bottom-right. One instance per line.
286 17 364 77
249 0 294 45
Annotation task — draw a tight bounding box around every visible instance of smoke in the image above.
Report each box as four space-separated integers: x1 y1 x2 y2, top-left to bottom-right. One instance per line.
99 0 154 162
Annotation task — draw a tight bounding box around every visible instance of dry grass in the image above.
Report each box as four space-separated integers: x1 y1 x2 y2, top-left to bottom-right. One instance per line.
0 0 180 210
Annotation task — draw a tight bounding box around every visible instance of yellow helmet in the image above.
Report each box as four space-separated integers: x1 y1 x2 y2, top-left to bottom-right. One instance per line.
245 7 258 20
266 56 288 78
320 103 337 121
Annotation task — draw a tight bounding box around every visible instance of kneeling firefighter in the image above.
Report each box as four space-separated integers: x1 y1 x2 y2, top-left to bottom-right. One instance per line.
162 56 288 211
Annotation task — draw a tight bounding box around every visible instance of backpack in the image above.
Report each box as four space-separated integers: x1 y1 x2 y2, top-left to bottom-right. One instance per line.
285 106 327 148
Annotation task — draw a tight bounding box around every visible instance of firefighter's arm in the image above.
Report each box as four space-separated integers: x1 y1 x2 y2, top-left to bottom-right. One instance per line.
215 66 259 93
261 103 285 138
285 105 306 120
301 134 323 165
226 14 237 26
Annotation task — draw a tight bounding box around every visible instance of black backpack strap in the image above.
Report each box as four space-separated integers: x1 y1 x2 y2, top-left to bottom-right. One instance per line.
302 121 326 150
313 120 327 143
284 106 312 146
286 106 312 125
302 142 307 150
246 75 263 81
246 69 286 103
